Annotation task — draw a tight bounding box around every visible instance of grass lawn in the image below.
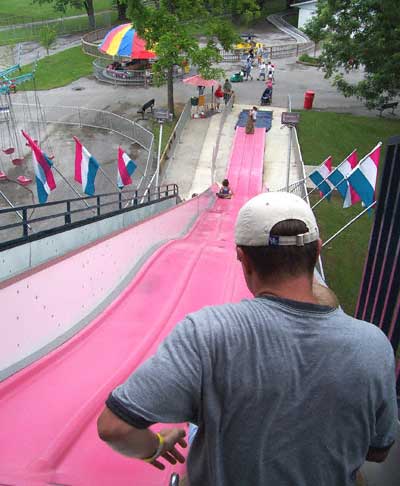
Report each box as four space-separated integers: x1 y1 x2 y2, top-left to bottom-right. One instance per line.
311 192 373 315
299 112 400 314
0 0 113 24
297 111 400 166
19 46 93 90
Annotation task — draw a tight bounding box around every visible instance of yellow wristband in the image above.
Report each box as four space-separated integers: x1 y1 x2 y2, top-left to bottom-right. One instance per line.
143 433 164 463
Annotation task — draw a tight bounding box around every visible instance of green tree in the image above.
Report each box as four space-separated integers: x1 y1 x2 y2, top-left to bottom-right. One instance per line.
128 1 243 117
302 12 325 57
33 0 96 29
306 0 400 109
39 25 57 55
113 0 128 20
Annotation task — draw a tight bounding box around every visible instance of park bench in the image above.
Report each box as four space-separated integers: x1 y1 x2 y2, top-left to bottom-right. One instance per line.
137 99 155 119
378 101 398 116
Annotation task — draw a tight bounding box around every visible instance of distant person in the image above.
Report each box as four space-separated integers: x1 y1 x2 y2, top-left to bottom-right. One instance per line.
223 79 232 104
216 178 233 199
257 60 266 81
244 59 253 81
267 61 275 84
214 84 224 111
98 191 397 486
256 45 264 65
245 106 257 134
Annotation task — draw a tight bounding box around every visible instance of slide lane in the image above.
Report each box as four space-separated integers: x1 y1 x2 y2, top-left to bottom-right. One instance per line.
0 127 266 485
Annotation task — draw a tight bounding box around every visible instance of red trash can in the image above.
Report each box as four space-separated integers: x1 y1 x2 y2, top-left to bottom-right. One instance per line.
303 90 315 110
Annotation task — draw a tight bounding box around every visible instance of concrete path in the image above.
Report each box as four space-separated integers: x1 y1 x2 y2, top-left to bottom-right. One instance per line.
161 116 211 198
163 103 293 201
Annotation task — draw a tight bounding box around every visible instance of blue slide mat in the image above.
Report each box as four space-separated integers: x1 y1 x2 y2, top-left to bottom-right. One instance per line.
236 109 273 131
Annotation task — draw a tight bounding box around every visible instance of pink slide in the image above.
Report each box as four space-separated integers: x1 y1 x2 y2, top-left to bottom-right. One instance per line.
0 127 266 485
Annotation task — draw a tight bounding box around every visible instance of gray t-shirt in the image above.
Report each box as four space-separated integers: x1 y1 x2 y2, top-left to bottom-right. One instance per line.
109 296 397 486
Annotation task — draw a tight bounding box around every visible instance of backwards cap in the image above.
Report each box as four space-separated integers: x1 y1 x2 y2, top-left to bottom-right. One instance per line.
235 192 319 247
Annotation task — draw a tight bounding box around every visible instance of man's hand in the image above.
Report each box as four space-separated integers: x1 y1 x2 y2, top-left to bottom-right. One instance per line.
150 428 187 470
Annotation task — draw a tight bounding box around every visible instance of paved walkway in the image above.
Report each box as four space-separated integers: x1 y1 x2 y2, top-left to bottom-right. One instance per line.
162 104 293 200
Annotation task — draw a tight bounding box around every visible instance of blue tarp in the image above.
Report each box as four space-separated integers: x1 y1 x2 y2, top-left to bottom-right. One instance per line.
236 109 273 131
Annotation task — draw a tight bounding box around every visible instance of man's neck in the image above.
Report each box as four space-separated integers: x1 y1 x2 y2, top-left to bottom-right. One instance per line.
255 276 318 305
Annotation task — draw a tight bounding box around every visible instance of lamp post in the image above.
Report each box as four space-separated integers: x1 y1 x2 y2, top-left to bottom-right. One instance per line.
154 109 172 188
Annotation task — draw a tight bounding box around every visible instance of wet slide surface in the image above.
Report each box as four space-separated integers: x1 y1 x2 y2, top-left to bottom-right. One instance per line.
0 126 266 485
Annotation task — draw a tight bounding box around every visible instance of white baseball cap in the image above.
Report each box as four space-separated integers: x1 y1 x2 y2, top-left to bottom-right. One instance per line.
235 192 319 247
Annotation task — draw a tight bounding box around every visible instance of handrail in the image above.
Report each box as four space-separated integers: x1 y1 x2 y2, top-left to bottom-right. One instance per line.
0 184 179 250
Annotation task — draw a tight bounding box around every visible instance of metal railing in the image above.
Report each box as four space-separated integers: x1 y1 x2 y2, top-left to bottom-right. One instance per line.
92 58 184 87
1 11 115 44
160 98 192 168
11 103 155 193
82 27 314 70
211 94 234 184
81 26 116 59
0 184 178 249
93 58 153 87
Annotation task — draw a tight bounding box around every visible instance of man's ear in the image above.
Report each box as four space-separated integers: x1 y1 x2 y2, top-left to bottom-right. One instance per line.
236 246 253 275
316 239 322 259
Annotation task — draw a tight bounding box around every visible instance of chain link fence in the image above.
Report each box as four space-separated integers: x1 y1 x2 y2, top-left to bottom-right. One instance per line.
12 103 154 193
0 12 116 45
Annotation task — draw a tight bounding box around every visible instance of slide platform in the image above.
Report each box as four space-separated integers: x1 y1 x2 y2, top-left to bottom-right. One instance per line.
0 126 267 485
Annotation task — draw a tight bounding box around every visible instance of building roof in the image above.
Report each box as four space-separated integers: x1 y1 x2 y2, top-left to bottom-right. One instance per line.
291 0 317 7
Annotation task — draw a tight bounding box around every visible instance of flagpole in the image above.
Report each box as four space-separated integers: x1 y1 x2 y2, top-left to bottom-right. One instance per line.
346 142 382 179
322 201 376 248
98 166 121 192
52 166 92 210
0 189 33 231
305 151 355 200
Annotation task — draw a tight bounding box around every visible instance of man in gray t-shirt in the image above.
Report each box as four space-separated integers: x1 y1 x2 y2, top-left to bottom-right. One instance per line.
98 192 397 485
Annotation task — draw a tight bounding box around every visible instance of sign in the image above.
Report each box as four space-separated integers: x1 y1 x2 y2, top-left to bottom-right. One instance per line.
281 112 300 126
154 109 173 122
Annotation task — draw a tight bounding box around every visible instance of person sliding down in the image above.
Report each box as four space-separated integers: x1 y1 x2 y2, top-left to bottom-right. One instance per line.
216 179 233 199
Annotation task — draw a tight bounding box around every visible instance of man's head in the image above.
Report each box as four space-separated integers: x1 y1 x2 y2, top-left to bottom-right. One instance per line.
235 192 321 291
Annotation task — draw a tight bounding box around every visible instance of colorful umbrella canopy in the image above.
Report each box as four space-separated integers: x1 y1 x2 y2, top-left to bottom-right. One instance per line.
99 24 156 59
182 75 219 87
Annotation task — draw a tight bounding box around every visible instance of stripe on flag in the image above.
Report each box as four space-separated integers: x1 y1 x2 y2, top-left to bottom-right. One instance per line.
309 156 332 199
74 136 99 196
21 130 56 204
347 143 381 210
117 147 137 188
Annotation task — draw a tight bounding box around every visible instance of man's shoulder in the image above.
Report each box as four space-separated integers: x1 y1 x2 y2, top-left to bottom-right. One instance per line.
339 312 393 355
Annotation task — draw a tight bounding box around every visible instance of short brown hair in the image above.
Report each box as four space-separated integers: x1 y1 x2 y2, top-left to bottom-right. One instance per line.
239 219 319 279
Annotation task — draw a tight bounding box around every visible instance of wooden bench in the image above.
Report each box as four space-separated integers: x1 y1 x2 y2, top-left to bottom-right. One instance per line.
137 98 155 119
378 101 398 116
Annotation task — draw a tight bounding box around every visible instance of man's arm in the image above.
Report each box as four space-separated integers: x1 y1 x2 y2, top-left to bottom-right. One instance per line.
97 407 186 470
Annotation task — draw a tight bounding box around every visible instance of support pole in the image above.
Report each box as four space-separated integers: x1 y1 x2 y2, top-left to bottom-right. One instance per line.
98 166 121 192
322 201 376 248
286 125 293 191
53 166 92 210
156 122 163 188
0 189 33 231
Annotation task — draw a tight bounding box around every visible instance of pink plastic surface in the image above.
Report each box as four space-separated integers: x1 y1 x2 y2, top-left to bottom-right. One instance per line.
0 127 266 485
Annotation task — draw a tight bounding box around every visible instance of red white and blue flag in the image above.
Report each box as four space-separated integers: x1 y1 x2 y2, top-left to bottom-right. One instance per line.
347 143 381 210
117 147 137 188
309 156 333 199
22 130 56 204
74 136 99 196
327 150 360 207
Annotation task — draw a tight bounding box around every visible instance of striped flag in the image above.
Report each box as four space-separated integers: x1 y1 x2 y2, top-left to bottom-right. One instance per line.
22 130 56 204
347 143 381 210
117 147 137 188
74 137 99 196
327 150 360 207
309 156 333 199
